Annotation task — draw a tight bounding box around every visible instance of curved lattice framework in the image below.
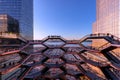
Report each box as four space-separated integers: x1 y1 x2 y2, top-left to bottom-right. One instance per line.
0 34 120 80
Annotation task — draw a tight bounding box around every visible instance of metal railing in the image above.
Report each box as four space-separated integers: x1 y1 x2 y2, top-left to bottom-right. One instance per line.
80 33 120 43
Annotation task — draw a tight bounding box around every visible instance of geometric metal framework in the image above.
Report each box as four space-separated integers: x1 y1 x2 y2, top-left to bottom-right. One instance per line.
0 33 120 80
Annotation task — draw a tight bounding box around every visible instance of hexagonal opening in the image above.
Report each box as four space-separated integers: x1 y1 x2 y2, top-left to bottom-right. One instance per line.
43 49 64 58
43 38 65 48
23 54 46 65
63 43 80 48
44 58 64 67
44 68 64 78
63 54 78 62
33 44 46 53
65 64 81 75
21 43 46 54
25 65 45 78
80 38 109 50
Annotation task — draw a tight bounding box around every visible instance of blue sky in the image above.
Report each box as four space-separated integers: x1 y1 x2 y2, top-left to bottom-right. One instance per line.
34 0 96 39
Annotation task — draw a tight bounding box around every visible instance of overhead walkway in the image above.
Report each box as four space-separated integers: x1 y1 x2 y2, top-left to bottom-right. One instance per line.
100 67 120 80
1 34 120 80
76 54 109 67
79 33 120 44
18 66 32 80
77 64 103 80
78 33 120 71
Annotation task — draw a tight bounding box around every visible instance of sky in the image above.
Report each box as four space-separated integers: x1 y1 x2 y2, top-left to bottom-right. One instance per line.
34 0 96 40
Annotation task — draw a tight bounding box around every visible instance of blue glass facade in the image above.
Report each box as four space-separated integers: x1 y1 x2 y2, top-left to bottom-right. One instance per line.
0 0 33 40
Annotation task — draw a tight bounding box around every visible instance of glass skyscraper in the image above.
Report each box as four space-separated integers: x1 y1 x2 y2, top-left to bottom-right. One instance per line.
0 0 33 40
93 0 120 37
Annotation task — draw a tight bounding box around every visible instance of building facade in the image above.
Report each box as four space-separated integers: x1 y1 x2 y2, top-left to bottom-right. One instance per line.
0 0 33 40
0 14 19 33
93 0 120 38
93 0 120 53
